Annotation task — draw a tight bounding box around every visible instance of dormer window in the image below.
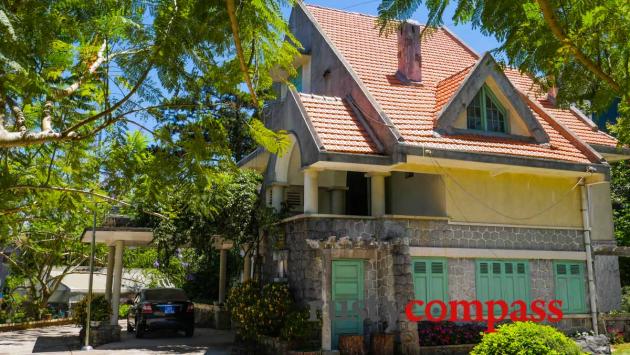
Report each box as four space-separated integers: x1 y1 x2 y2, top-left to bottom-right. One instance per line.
467 85 507 133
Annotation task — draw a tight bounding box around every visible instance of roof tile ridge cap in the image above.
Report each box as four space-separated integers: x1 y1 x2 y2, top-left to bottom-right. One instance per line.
440 26 480 59
568 105 600 132
298 1 404 143
523 93 604 164
304 3 381 20
434 53 489 119
436 64 475 88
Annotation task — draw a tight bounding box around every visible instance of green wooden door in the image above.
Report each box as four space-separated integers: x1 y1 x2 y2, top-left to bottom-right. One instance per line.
332 260 364 349
411 258 448 317
554 262 587 313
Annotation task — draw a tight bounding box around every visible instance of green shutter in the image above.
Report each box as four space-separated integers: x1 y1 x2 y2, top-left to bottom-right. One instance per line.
411 258 448 316
554 261 587 313
332 260 364 349
476 260 530 315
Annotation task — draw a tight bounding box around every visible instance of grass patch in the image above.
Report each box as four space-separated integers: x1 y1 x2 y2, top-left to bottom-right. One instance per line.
613 342 630 354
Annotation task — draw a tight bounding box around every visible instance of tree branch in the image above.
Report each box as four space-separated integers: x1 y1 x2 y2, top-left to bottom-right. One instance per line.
536 0 622 94
8 185 168 219
59 40 108 98
226 0 259 108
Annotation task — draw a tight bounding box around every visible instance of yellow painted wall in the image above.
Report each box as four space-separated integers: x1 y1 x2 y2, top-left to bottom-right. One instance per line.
441 167 583 227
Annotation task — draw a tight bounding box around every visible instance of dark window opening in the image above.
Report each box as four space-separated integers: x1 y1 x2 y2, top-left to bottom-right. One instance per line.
346 171 368 215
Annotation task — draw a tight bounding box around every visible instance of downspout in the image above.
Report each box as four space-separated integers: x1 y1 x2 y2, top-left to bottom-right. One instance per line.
579 179 599 334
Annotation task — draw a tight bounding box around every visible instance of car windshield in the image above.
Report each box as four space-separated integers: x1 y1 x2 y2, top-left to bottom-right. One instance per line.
144 289 188 301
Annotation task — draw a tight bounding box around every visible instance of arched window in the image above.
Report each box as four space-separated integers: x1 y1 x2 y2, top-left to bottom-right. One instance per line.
466 85 508 133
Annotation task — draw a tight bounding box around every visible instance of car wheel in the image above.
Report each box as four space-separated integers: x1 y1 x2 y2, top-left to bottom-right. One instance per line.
184 326 194 337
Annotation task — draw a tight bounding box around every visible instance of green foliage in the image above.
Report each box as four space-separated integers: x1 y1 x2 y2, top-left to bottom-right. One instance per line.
118 304 131 319
611 161 630 286
377 0 630 138
622 286 630 313
72 295 112 328
226 281 293 341
280 307 321 346
470 322 583 355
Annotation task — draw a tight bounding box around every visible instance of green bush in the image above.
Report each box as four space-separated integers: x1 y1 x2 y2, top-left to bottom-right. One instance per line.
118 304 131 318
280 307 321 346
72 295 111 327
471 322 583 355
622 286 630 313
226 281 293 341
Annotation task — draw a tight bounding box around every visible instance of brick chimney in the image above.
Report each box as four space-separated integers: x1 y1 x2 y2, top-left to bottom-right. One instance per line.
547 85 558 106
397 21 422 84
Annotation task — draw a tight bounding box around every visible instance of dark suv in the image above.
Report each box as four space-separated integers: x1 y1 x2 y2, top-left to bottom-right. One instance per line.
127 288 195 338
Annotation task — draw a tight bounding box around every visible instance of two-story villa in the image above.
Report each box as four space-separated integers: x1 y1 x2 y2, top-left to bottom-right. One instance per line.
240 3 630 353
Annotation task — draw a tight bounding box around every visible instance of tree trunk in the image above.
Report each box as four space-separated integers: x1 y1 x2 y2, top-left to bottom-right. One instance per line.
338 335 365 355
371 333 394 355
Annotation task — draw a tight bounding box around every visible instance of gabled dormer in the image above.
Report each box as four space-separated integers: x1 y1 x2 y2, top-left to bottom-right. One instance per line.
436 53 550 144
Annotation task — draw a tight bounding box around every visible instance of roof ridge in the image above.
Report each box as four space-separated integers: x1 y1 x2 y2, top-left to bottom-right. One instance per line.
298 93 343 101
304 3 382 20
436 64 475 87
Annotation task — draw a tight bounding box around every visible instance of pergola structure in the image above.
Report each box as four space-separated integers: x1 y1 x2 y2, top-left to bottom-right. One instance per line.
80 226 153 325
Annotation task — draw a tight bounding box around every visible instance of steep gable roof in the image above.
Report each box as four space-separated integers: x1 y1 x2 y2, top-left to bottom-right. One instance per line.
298 94 380 154
301 4 618 164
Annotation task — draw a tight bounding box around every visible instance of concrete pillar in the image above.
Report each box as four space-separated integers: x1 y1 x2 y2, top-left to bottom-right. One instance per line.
242 252 252 282
105 246 115 302
367 172 390 216
271 184 285 212
218 249 228 304
330 187 346 215
110 240 124 325
304 168 321 214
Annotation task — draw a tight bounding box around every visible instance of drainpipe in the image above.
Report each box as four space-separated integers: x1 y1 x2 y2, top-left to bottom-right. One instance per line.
579 179 599 334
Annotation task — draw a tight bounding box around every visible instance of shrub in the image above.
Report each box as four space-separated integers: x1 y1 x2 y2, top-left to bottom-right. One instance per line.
72 295 111 327
622 286 630 313
418 321 486 346
118 304 131 318
280 307 321 347
226 281 293 341
471 322 583 355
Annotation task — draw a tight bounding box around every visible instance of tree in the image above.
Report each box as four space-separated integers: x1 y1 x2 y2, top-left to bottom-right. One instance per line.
0 0 296 149
611 160 630 286
377 0 630 141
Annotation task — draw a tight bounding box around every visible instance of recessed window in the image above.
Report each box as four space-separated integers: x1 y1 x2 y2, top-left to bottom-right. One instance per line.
467 85 508 133
290 66 303 92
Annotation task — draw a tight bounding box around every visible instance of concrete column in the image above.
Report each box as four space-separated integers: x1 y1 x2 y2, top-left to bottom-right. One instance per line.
304 168 321 214
110 240 124 325
242 253 252 282
271 184 285 212
367 172 390 216
218 249 228 304
104 246 115 302
330 187 346 215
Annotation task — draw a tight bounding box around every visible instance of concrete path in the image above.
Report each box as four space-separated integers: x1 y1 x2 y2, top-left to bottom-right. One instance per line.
0 321 234 355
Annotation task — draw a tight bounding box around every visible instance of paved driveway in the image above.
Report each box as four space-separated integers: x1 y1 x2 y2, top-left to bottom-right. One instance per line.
0 321 234 355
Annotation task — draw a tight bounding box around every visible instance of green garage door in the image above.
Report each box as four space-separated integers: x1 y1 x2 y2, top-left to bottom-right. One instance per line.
332 260 364 349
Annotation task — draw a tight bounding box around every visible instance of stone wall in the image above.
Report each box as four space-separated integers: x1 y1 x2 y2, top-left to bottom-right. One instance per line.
278 216 602 351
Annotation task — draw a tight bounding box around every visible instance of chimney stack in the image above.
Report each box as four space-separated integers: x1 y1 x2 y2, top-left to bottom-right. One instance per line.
397 21 422 84
547 85 558 106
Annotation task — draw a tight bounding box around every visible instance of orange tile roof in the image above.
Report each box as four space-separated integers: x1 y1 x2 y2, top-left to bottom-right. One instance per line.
299 93 379 154
303 4 617 163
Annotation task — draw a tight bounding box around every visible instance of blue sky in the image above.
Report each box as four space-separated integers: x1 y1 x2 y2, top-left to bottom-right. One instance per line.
282 0 501 54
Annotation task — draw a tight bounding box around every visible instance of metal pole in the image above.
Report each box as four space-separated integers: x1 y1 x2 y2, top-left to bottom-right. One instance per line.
82 209 97 351
580 180 599 334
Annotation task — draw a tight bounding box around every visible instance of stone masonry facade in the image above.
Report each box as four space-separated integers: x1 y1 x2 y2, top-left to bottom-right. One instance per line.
279 216 594 353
